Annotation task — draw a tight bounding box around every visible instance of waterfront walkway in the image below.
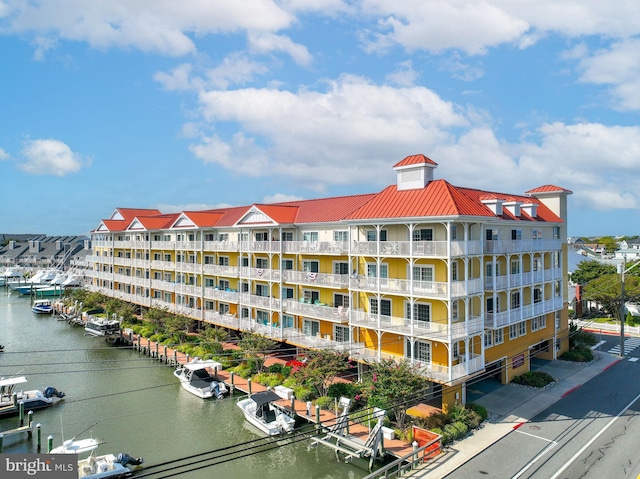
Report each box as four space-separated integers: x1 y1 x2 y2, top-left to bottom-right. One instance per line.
129 334 418 460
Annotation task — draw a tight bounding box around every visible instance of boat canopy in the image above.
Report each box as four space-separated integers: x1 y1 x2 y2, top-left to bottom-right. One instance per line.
250 390 282 408
184 360 223 371
0 376 28 387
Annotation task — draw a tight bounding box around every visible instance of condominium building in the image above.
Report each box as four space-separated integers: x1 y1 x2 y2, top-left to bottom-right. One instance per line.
86 154 572 409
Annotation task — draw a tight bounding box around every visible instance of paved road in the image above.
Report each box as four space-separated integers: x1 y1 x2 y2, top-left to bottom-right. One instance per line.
446 347 640 479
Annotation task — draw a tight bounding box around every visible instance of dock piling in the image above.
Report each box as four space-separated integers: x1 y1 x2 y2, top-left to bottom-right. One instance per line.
47 435 53 453
27 411 33 436
36 423 41 451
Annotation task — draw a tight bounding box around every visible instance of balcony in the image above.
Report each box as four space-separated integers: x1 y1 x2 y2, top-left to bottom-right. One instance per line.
350 276 448 299
203 241 240 252
174 262 201 273
485 267 563 290
349 310 484 342
203 264 239 276
282 241 349 255
175 241 200 251
351 347 484 383
150 260 176 271
282 270 349 288
203 287 239 302
240 241 281 253
485 297 564 328
238 293 282 311
239 267 281 282
285 300 349 323
485 238 562 254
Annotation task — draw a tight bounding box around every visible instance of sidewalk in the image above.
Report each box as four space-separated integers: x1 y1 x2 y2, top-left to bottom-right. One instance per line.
408 351 621 479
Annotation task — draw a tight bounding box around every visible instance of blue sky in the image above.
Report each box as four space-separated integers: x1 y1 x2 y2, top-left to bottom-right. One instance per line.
1 1 639 238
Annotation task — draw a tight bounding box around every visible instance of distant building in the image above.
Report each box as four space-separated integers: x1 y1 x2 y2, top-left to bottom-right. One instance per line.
84 154 572 410
0 234 90 269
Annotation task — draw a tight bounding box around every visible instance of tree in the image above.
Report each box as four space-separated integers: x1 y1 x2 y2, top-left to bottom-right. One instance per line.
163 314 192 344
582 274 640 320
293 350 350 398
571 260 616 285
359 359 430 429
238 333 279 373
202 324 228 343
598 236 619 254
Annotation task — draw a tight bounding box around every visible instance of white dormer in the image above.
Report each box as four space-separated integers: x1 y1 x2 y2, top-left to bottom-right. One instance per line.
393 154 438 191
521 203 538 218
481 198 504 215
503 201 521 216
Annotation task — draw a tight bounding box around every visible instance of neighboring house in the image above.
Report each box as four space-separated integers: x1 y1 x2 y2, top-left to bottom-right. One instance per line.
85 154 572 410
0 235 90 269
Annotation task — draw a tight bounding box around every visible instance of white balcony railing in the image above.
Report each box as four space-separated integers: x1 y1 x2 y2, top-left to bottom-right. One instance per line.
282 270 349 288
485 297 563 328
485 239 562 254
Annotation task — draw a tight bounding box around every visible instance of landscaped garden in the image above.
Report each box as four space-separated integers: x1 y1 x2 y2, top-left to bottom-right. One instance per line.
62 290 487 442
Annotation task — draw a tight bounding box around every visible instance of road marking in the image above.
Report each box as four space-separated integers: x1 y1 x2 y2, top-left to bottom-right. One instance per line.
512 438 559 479
591 340 606 350
629 357 639 362
608 337 640 355
515 429 557 443
550 389 640 479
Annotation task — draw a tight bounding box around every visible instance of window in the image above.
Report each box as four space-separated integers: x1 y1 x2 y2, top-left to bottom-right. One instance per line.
367 230 387 241
282 259 294 270
334 325 349 343
533 229 543 239
413 228 433 241
452 301 458 320
484 331 493 348
553 226 560 240
303 260 319 273
256 310 269 323
164 273 172 282
164 254 171 262
452 342 459 359
255 284 269 297
303 290 319 303
255 232 268 241
533 258 542 271
511 291 520 309
511 259 520 275
334 231 348 241
531 316 539 331
219 280 230 290
406 302 430 322
511 229 522 240
486 229 499 240
451 224 457 240
282 287 294 299
153 234 162 241
242 257 249 267
256 258 269 269
164 292 172 303
219 303 230 315
153 253 161 261
282 315 294 328
451 262 458 281
534 287 542 303
519 321 527 336
282 231 294 241
371 298 391 317
153 290 161 299
405 340 431 362
412 265 434 286
241 307 249 319
205 278 215 288
219 233 229 241
509 324 518 340
218 256 229 266
334 261 349 275
205 233 215 241
303 319 319 336
554 252 560 269
486 296 499 313
539 315 546 329
334 293 350 308
494 328 504 344
303 231 318 242
204 255 215 265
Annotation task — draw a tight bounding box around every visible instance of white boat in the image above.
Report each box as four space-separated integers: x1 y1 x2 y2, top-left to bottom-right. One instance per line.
173 358 228 399
32 299 54 314
10 269 61 294
236 390 296 435
85 317 121 337
51 436 143 479
77 452 143 479
0 376 65 418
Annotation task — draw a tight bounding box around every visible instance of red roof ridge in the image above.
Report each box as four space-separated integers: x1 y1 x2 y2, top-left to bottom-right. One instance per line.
393 154 438 168
525 185 574 195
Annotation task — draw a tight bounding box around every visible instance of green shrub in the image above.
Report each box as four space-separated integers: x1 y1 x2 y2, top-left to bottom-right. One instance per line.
560 347 594 362
512 371 555 388
314 396 334 410
293 385 312 401
327 382 358 399
267 363 283 374
467 403 488 421
282 377 298 389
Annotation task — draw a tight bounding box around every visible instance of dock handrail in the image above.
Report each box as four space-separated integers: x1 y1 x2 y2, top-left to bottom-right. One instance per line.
361 436 441 479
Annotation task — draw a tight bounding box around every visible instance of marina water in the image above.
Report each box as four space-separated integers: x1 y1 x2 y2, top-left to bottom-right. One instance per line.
0 291 370 478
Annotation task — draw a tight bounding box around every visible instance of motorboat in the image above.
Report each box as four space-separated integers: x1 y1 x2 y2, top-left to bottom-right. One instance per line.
51 437 103 455
85 317 121 337
32 299 54 314
10 269 61 294
174 358 228 399
0 376 65 418
236 390 296 435
77 452 144 479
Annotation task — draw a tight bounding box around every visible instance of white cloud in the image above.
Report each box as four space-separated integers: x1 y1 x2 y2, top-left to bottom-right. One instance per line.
438 53 484 82
0 147 9 160
2 0 294 56
192 75 468 188
205 53 270 89
19 139 89 176
153 63 201 92
575 38 640 110
248 32 312 66
385 60 418 86
263 193 304 203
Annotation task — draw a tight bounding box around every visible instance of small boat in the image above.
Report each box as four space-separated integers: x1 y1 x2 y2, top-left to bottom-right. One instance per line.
51 437 103 455
236 390 296 435
0 376 65 418
32 299 54 314
174 358 228 399
78 451 143 479
85 317 121 337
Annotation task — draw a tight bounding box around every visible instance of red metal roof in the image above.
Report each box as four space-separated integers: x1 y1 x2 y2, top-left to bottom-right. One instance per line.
179 211 225 228
134 214 180 230
113 208 162 222
525 185 573 195
393 154 438 168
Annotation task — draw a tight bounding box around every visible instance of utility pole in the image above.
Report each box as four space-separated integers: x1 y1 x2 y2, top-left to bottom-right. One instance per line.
619 256 626 357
